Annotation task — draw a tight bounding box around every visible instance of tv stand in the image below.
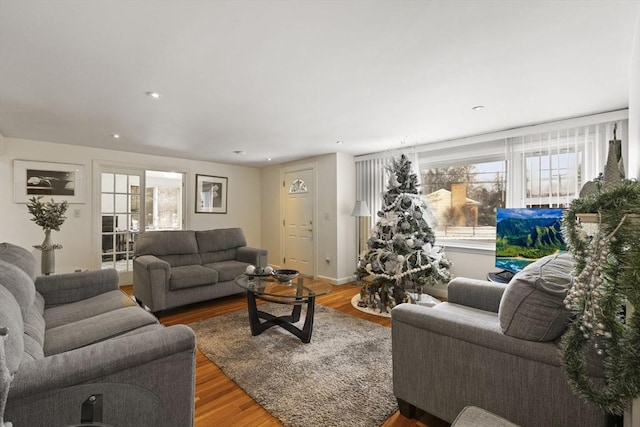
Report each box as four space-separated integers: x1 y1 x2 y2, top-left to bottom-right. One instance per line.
487 270 514 284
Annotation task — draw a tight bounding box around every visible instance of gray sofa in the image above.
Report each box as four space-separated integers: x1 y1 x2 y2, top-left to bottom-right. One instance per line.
392 253 608 427
0 242 196 427
133 228 267 313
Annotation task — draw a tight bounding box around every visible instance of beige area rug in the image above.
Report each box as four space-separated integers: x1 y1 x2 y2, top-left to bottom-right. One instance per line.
189 303 397 427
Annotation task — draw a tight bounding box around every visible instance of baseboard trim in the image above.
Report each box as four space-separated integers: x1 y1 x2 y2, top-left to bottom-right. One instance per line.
317 275 355 285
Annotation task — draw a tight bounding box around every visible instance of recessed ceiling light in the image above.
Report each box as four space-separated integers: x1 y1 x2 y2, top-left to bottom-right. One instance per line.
233 150 246 155
336 141 343 145
267 158 272 161
146 91 162 99
471 105 485 111
111 133 121 139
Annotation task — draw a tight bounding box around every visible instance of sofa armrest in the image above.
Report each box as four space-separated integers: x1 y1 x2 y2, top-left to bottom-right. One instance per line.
392 303 561 366
7 325 195 427
133 254 170 271
133 255 170 312
446 277 507 313
237 246 268 267
391 303 606 426
35 269 119 307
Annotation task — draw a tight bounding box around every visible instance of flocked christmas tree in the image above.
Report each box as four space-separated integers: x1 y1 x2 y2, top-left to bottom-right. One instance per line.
356 154 452 312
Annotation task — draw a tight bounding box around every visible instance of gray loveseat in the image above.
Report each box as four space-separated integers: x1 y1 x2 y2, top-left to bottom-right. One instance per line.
133 228 267 313
392 253 608 427
0 242 196 427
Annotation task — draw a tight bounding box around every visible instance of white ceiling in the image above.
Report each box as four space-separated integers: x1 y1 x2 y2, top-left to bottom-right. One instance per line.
1 1 639 167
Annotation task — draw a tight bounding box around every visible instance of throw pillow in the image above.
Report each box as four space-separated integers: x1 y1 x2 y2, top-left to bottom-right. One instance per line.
498 253 574 342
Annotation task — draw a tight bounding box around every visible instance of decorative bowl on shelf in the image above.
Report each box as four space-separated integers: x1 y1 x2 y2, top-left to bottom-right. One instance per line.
272 269 299 283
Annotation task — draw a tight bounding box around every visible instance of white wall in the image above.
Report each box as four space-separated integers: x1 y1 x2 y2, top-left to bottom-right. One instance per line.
446 247 496 281
335 152 356 283
315 155 338 281
1 137 262 274
259 164 281 266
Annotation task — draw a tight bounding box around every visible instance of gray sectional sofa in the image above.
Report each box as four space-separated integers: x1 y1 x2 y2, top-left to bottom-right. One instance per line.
392 253 608 427
0 242 196 427
133 228 267 313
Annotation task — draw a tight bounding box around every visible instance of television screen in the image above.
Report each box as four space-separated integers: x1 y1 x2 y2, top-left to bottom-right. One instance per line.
495 208 566 274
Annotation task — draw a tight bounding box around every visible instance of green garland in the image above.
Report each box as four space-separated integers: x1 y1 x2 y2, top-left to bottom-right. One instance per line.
561 180 640 415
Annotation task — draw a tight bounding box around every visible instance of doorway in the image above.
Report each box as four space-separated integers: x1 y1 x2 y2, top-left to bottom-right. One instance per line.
98 167 185 283
283 168 315 276
99 169 144 283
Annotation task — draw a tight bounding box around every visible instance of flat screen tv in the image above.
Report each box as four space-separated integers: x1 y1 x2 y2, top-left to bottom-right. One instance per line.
495 208 566 274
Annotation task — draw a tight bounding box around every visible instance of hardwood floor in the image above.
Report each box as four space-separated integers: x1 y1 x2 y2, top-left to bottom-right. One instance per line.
122 280 449 427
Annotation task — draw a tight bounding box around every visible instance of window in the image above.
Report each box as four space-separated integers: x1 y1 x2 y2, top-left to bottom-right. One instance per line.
513 131 586 209
144 171 183 230
355 114 627 250
524 149 580 206
289 178 308 193
421 160 506 243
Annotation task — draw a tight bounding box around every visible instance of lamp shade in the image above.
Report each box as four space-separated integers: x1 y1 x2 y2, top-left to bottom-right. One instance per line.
351 200 371 217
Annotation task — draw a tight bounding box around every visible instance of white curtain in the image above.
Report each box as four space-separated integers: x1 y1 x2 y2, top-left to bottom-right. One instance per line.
355 156 393 233
355 116 628 217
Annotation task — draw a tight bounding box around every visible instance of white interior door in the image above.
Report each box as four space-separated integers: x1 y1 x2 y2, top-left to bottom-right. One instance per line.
283 169 314 276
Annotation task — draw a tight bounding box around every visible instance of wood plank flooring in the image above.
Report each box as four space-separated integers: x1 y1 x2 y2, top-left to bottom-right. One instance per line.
121 280 449 427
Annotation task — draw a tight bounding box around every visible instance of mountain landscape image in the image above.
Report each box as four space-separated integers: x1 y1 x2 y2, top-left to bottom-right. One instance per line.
495 208 566 273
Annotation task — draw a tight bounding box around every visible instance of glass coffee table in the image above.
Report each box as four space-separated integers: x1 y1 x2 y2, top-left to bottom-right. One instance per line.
234 274 332 343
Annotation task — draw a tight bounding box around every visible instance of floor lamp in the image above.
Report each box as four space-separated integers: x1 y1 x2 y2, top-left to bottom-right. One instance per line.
351 200 371 265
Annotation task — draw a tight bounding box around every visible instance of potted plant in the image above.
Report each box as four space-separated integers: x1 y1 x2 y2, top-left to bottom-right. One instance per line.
27 196 68 275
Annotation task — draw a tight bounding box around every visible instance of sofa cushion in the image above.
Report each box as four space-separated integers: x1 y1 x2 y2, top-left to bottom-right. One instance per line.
44 290 137 329
0 260 36 321
498 253 574 342
169 265 218 291
135 230 198 257
0 285 24 374
157 253 202 268
43 306 159 355
0 242 37 281
200 248 237 265
204 260 251 282
196 228 247 253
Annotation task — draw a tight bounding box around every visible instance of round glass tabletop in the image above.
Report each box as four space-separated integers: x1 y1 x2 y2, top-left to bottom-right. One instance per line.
234 274 332 303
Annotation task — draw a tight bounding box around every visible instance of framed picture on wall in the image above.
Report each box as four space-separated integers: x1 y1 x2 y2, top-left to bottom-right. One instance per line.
195 174 228 214
14 160 85 203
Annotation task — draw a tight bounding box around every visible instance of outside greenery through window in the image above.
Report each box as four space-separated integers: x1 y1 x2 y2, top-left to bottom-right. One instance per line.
421 160 506 243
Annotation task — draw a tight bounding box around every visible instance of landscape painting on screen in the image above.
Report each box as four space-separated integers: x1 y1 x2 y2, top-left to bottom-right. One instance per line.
495 208 566 273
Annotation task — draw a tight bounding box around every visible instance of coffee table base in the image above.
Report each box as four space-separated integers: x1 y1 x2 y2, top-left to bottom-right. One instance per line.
246 291 316 343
